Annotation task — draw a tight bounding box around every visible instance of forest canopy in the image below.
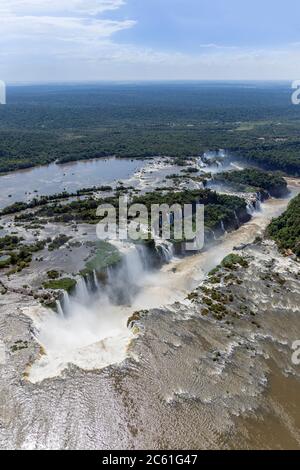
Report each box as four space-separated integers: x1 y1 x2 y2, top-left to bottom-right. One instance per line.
267 194 300 257
0 83 299 175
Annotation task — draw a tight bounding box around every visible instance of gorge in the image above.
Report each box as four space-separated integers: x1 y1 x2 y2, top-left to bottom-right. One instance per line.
0 143 299 449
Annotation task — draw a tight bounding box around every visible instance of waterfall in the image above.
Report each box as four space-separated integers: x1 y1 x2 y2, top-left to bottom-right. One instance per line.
234 211 240 225
155 239 174 262
255 192 262 211
246 197 257 215
247 202 254 215
75 276 89 304
62 291 71 315
101 241 153 305
106 265 114 285
209 229 217 241
135 244 150 270
87 275 94 292
56 300 64 318
93 270 100 290
123 244 145 284
56 238 176 317
221 220 227 234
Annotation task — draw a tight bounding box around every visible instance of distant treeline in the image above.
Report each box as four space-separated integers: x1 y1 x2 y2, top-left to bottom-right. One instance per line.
0 83 299 175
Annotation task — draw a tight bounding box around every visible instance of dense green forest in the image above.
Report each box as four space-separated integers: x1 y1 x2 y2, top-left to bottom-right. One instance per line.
134 189 248 231
214 168 288 197
231 143 300 176
267 194 300 256
12 188 247 233
0 82 299 174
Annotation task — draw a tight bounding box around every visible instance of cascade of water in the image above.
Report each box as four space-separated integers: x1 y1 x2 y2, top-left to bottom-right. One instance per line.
93 270 100 290
86 275 94 293
255 194 262 211
135 244 150 270
164 243 174 262
106 265 114 285
100 241 151 305
56 300 64 318
246 198 256 215
234 211 240 225
221 220 227 234
155 239 174 262
57 237 176 317
212 230 217 241
62 291 71 315
123 244 145 284
75 276 90 304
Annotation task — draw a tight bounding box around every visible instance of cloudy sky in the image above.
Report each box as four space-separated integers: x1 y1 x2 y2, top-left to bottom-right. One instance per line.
0 0 300 82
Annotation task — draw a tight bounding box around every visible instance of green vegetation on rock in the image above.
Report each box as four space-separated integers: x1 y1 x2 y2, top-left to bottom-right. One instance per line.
48 234 71 251
221 254 249 269
0 236 47 273
43 277 76 293
47 270 60 279
83 241 122 275
209 254 249 277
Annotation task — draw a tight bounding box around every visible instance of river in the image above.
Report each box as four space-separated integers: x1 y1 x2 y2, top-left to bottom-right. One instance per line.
25 179 300 382
0 157 145 209
0 177 299 449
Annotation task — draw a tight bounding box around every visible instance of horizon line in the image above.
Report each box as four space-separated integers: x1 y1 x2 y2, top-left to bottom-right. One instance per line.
4 79 293 87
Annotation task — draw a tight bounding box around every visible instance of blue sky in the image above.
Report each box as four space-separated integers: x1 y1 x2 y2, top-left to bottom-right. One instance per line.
113 0 300 51
0 0 300 82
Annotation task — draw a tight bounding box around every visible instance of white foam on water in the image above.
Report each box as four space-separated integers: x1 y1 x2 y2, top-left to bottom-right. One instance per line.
24 240 179 383
25 298 133 384
24 182 300 384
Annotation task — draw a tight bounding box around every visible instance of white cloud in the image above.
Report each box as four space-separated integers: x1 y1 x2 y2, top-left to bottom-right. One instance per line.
0 0 125 16
0 0 300 81
0 0 135 74
198 44 239 50
0 0 134 42
0 15 135 40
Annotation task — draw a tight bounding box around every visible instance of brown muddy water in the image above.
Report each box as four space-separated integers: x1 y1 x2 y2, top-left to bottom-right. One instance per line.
0 179 299 449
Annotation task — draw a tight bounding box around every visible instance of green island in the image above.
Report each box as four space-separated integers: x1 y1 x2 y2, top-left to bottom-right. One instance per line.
213 168 289 197
81 241 122 276
3 188 248 236
43 278 77 293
